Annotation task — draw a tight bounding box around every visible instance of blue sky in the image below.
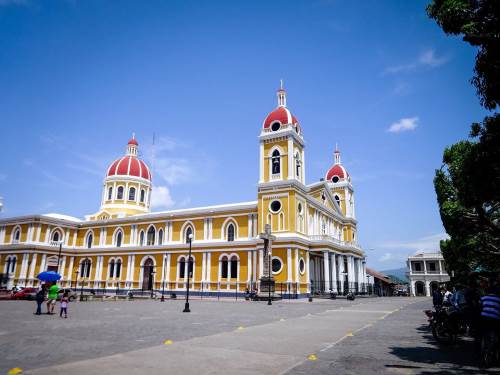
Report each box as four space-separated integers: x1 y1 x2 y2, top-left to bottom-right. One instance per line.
0 0 486 270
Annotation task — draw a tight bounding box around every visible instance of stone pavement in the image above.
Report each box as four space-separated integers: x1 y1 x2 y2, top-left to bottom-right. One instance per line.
1 297 496 374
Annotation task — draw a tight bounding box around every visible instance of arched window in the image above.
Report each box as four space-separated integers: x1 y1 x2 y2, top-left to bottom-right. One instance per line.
115 259 122 278
271 149 281 175
220 256 228 279
295 152 301 178
116 186 124 200
86 233 93 249
52 231 60 243
230 255 238 278
80 258 91 278
227 223 235 242
5 256 16 273
108 186 113 200
147 226 156 246
140 189 145 203
334 195 340 206
109 260 115 278
185 226 193 243
139 231 145 246
178 257 186 279
116 231 123 247
158 229 164 245
128 187 136 201
13 228 20 242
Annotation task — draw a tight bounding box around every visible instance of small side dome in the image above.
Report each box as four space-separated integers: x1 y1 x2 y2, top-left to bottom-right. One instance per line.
262 83 301 134
325 146 350 183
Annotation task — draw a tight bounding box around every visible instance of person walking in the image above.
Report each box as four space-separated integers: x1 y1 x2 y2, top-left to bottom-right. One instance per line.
34 284 46 315
59 291 69 318
432 286 443 308
47 282 59 315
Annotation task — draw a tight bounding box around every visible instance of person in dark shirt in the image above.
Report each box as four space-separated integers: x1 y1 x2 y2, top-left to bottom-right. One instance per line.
34 284 46 315
433 286 443 308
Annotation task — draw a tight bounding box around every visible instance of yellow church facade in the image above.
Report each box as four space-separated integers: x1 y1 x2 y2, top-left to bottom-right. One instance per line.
0 86 366 298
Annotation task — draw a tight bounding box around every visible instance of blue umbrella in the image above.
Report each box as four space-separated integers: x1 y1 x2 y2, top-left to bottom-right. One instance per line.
37 271 61 282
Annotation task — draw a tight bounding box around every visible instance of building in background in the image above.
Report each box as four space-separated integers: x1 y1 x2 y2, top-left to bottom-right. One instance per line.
0 86 366 297
406 252 450 296
366 268 394 296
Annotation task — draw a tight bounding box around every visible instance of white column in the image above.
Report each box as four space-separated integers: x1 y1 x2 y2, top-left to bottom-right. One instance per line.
59 256 67 282
206 252 211 288
438 260 443 274
331 253 337 292
410 280 416 297
252 249 257 282
39 254 47 273
247 251 252 283
425 281 430 297
248 214 253 239
165 254 171 287
258 249 264 277
287 138 293 180
259 143 264 183
129 255 136 288
19 253 29 285
72 231 77 247
305 251 310 293
28 253 38 284
66 256 74 284
338 255 344 293
294 249 299 283
287 248 292 283
423 260 427 275
301 149 306 184
323 251 330 291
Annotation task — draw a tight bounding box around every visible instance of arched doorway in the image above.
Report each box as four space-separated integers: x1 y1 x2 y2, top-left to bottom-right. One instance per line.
415 281 425 296
430 281 439 293
142 258 154 291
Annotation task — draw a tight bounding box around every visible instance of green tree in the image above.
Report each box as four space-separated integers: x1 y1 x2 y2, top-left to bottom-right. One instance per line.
427 0 500 275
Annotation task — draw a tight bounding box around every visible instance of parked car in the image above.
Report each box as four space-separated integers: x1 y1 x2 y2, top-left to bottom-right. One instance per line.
12 287 38 300
57 288 78 302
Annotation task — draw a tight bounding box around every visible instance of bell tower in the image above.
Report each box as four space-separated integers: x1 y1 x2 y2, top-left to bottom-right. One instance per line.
259 83 305 185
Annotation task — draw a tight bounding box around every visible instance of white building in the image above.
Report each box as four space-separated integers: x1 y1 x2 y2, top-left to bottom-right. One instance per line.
406 252 450 296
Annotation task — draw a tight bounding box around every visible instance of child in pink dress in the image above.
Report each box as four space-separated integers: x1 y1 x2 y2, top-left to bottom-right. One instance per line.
60 292 69 318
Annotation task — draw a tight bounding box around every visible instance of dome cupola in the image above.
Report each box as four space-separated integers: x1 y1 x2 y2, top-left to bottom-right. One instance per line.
90 135 153 220
262 81 301 135
325 145 350 184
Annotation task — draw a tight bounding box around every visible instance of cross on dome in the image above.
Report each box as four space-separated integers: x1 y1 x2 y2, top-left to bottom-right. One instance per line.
277 80 287 107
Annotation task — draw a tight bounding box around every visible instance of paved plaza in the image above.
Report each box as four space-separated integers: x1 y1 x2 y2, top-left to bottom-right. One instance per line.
0 297 498 374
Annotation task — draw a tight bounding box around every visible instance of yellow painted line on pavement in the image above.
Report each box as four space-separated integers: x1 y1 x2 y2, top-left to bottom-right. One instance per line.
308 354 317 361
237 326 245 331
7 368 23 375
163 339 173 345
346 332 354 337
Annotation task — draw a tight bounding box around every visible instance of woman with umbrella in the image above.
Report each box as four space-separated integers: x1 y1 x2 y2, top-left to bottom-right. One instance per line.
37 271 61 315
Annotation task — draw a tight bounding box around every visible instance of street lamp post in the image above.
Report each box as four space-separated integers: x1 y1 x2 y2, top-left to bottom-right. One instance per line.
161 254 166 302
150 270 156 299
183 234 193 313
55 240 63 271
73 270 79 289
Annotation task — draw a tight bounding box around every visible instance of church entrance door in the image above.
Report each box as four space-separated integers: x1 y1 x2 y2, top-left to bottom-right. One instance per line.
142 258 154 290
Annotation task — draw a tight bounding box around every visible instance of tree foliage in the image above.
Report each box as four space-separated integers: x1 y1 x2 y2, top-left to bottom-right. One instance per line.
428 0 500 274
427 0 500 110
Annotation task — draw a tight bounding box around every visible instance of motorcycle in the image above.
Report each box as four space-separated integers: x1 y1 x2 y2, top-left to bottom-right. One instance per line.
480 327 499 368
424 305 466 345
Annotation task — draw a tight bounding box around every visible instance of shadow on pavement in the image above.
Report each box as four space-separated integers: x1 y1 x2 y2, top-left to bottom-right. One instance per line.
388 324 498 374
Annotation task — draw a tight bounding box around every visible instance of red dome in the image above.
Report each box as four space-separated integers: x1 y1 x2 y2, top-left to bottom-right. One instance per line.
263 107 299 129
106 156 151 181
326 164 349 182
128 138 138 146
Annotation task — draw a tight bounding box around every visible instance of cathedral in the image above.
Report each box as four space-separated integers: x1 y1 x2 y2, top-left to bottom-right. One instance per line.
0 86 366 297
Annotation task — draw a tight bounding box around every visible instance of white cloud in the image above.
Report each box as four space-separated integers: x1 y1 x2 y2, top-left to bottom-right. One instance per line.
387 117 419 133
379 232 449 253
383 49 448 75
419 49 448 67
151 185 175 209
379 252 408 263
154 157 193 185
